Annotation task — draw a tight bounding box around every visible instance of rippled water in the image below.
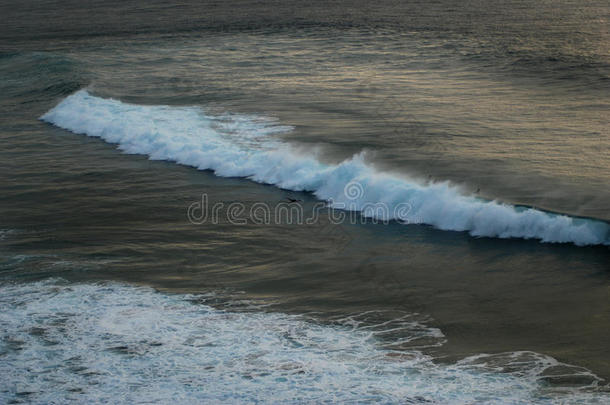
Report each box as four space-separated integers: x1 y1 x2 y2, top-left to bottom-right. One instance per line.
1 0 609 403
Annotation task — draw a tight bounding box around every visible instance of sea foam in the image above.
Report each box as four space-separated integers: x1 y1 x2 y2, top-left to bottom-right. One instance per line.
41 90 610 246
0 279 607 404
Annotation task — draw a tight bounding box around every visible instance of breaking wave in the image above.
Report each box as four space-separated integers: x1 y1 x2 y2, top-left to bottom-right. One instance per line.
41 90 610 246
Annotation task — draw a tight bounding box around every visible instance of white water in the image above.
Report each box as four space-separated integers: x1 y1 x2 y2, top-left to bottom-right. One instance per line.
1 279 607 404
41 90 610 246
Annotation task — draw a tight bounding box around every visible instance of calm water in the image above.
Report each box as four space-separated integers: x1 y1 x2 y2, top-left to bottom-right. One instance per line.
1 1 609 403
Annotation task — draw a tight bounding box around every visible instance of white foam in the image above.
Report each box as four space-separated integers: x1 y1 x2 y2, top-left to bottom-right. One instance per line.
1 280 607 404
41 90 610 246
0 229 15 240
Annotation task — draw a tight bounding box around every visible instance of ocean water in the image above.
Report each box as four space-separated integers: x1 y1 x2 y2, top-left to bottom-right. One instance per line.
1 0 609 403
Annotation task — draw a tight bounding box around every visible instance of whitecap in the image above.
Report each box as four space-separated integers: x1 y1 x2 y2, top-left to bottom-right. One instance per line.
41 90 610 246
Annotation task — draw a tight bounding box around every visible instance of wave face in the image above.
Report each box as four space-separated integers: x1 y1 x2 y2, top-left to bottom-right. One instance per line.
1 279 607 404
41 90 610 246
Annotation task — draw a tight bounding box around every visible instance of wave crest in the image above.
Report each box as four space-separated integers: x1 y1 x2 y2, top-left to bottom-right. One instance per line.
41 90 610 246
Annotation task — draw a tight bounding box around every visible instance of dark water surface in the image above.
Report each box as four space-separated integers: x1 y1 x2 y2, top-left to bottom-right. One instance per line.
1 1 609 403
